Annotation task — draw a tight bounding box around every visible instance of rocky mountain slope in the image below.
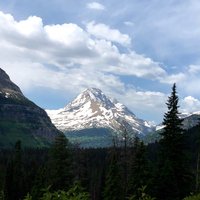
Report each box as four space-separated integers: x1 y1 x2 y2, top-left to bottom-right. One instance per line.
144 112 200 144
0 68 60 148
47 88 155 137
180 112 200 129
155 112 200 131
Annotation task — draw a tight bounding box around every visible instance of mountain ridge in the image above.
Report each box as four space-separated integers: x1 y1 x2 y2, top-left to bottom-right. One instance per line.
0 68 60 148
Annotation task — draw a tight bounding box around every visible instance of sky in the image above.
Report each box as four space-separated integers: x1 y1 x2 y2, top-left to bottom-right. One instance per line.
0 0 200 123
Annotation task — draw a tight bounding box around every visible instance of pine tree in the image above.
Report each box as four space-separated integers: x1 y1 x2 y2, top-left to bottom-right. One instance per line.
31 166 48 199
0 190 4 200
12 140 24 199
47 133 72 191
194 122 200 192
4 159 14 200
28 181 90 200
4 140 24 200
128 137 149 199
65 180 90 200
103 147 123 200
156 83 191 200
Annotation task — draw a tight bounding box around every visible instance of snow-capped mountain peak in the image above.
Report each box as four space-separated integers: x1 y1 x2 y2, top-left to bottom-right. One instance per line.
46 88 155 135
65 88 114 111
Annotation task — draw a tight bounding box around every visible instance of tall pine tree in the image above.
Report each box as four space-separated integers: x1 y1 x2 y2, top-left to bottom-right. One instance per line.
103 147 123 200
156 83 191 200
4 140 24 200
47 133 72 191
127 137 150 199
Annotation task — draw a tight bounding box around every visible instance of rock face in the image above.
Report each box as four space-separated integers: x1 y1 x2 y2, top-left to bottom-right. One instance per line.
180 112 200 129
47 88 155 136
155 112 200 131
0 68 60 148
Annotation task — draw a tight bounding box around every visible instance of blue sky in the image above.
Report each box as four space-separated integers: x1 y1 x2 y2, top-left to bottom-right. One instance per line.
0 0 200 123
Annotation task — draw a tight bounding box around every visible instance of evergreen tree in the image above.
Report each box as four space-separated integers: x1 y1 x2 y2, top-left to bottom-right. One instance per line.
47 134 72 191
128 186 155 200
31 166 48 199
156 83 191 200
103 147 123 200
4 140 24 200
4 160 14 200
0 190 4 200
25 181 90 200
194 122 200 192
183 193 200 200
65 180 90 200
23 193 32 200
128 137 149 199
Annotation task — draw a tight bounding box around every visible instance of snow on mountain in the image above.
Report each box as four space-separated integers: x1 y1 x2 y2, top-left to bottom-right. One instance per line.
46 88 155 135
179 111 200 119
155 111 200 131
180 112 200 129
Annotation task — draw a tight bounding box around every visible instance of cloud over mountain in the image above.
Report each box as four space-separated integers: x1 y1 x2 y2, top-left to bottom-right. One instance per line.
0 9 199 122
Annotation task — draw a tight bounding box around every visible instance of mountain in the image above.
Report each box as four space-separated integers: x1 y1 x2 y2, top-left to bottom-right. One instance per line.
143 112 200 144
0 68 60 148
180 112 200 129
47 88 155 146
155 112 200 131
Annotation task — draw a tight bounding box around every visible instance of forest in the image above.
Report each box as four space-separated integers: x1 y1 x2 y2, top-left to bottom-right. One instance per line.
0 85 200 200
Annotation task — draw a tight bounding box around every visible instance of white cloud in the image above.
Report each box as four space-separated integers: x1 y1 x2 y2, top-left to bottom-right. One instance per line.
176 65 200 96
181 96 200 113
44 23 89 46
188 65 200 75
109 88 167 122
0 11 168 83
86 21 131 47
87 2 105 10
159 73 186 84
0 10 196 122
124 21 134 26
181 77 200 96
15 16 43 36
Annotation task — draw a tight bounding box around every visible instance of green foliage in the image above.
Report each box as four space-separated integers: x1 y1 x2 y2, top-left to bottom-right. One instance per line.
31 166 48 200
4 140 25 200
128 186 155 200
65 128 114 148
103 147 123 200
156 84 192 199
0 190 5 200
25 181 90 200
183 193 200 200
47 134 72 191
128 137 150 198
65 181 90 200
0 121 50 148
23 193 32 200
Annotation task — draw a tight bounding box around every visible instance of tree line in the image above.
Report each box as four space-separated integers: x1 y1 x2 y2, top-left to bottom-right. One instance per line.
0 83 200 200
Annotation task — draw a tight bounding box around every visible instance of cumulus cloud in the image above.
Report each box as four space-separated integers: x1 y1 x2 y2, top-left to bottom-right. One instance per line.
100 87 167 122
0 11 167 85
188 65 200 75
182 78 200 96
176 65 200 96
181 96 200 113
86 21 131 47
87 2 105 10
159 73 186 84
0 10 198 122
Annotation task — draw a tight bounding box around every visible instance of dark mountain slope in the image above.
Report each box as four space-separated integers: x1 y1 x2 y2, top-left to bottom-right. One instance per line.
0 68 60 148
